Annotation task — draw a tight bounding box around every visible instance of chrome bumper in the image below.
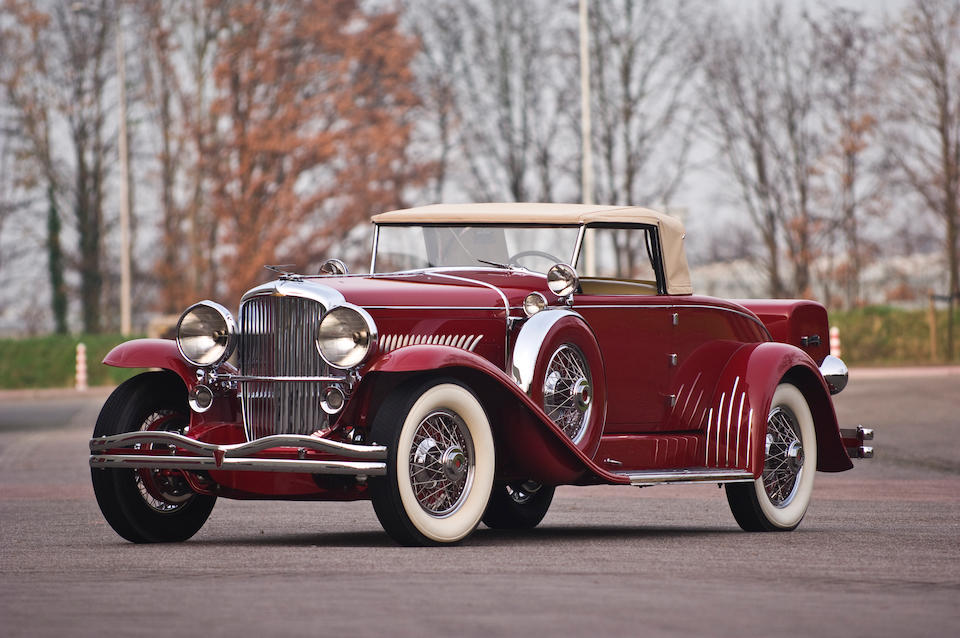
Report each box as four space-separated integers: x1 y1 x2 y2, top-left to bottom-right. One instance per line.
89 432 387 476
840 425 875 459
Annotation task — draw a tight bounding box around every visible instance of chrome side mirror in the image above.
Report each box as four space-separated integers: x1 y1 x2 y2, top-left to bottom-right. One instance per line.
319 258 348 276
547 263 579 298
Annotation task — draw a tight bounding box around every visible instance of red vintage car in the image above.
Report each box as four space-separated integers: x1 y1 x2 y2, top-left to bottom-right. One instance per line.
90 203 873 545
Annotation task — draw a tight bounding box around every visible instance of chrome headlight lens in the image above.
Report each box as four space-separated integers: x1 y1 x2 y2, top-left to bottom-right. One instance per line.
176 301 237 366
316 305 376 369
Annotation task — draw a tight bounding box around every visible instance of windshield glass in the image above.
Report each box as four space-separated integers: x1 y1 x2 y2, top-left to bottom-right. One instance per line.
373 225 581 274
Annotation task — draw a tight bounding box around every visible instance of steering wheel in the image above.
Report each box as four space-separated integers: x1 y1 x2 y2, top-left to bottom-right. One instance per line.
508 250 564 267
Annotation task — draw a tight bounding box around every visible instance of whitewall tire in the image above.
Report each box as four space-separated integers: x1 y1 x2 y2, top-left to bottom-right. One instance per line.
370 379 495 545
726 382 817 532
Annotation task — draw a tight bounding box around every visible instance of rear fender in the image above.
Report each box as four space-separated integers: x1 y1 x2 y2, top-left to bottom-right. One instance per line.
710 342 852 477
360 345 618 484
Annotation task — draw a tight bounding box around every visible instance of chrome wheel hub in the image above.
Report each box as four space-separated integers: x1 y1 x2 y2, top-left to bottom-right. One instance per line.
441 446 467 482
762 406 805 508
408 410 474 517
542 344 593 443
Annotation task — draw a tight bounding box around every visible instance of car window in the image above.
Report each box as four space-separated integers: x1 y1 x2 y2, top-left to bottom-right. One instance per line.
578 226 657 282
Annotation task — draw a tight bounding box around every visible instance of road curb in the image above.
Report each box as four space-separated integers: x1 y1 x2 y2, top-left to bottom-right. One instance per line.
851 366 960 379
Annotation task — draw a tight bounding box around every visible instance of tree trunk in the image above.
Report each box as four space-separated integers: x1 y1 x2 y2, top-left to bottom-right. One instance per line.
46 184 68 334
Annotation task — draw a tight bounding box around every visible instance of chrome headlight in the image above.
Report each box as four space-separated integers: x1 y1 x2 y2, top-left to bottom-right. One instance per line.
176 301 237 366
316 305 376 369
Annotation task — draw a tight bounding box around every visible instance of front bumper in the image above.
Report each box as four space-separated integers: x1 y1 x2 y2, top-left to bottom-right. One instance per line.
89 432 387 476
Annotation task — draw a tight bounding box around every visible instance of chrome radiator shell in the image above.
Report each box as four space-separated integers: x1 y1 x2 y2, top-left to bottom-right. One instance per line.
238 293 341 440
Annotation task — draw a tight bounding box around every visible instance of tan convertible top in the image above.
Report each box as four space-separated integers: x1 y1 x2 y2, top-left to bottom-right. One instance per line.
372 203 692 295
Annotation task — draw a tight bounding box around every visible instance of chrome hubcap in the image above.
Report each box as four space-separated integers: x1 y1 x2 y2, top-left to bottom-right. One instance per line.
408 410 474 516
762 406 804 508
543 344 593 443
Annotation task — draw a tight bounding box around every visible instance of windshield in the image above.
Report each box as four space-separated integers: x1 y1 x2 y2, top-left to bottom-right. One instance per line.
373 225 581 274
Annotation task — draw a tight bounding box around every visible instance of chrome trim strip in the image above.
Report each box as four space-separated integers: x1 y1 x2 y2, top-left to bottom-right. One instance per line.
90 455 386 476
90 431 387 459
735 392 746 467
726 377 739 466
370 224 380 274
716 392 725 466
618 468 754 486
508 308 584 393
571 224 586 269
362 306 506 311
573 303 773 340
705 408 713 465
746 408 754 468
225 374 347 383
430 272 512 362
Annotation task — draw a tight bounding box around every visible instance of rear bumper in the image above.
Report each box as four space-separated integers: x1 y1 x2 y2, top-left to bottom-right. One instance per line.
840 426 874 459
89 432 387 476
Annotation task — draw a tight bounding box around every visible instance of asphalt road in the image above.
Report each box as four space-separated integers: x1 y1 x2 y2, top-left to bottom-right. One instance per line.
1 371 958 637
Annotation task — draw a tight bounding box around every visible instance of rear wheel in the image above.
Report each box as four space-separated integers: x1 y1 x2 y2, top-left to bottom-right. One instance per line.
369 379 495 546
482 481 555 530
91 371 216 543
725 383 816 531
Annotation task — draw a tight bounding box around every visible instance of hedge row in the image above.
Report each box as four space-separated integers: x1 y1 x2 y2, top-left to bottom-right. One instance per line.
0 334 145 389
0 307 957 389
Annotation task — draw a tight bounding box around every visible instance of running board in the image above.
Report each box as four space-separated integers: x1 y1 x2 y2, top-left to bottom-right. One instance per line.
613 468 755 487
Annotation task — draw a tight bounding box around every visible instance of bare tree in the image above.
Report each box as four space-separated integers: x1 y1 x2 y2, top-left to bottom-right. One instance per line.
884 0 960 358
702 3 824 298
408 0 577 203
810 8 883 309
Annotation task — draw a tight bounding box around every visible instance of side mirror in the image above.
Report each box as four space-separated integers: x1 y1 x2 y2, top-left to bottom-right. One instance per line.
319 258 348 276
547 263 579 298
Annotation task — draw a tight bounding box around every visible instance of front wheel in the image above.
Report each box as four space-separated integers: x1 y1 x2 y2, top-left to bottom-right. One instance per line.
91 371 216 543
725 382 817 531
369 379 495 546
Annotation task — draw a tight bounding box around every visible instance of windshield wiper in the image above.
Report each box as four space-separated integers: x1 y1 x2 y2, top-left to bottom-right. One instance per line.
476 258 512 269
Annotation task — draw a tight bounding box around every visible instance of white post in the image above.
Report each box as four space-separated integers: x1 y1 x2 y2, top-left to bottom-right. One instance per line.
829 326 841 358
76 343 88 392
117 15 132 335
579 0 595 276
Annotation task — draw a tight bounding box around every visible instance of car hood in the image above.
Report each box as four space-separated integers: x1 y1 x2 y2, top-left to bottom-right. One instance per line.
245 270 553 312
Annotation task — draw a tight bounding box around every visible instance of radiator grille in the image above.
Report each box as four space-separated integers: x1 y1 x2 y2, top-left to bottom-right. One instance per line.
238 294 334 440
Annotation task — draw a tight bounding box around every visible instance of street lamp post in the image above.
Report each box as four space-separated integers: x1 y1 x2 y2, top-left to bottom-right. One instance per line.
116 17 131 335
579 0 595 276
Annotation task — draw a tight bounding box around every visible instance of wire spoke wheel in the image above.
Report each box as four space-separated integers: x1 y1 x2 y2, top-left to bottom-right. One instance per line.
542 344 592 443
134 411 195 513
408 409 474 516
762 406 805 508
724 382 817 532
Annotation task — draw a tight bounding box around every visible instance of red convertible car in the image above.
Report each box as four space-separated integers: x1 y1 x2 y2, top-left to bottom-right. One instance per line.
90 203 873 545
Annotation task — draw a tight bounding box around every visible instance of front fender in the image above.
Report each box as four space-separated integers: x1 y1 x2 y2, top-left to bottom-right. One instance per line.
360 345 621 484
103 338 196 388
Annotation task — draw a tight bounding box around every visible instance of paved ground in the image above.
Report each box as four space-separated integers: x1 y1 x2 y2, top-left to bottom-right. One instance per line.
1 370 958 637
